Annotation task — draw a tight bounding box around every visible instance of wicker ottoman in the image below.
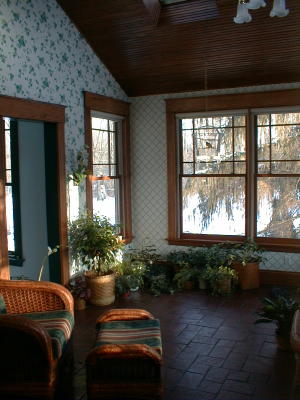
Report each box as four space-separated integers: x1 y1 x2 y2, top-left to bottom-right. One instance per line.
86 308 162 400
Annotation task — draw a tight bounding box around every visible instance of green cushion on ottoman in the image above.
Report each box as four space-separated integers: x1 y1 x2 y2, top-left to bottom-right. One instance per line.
0 295 6 314
96 319 162 355
20 310 74 359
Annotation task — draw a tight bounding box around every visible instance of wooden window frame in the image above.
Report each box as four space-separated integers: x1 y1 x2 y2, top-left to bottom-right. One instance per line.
166 89 300 252
84 92 132 244
0 95 68 283
4 119 23 266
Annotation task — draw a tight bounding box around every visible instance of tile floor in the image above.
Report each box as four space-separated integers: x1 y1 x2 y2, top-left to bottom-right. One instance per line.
56 287 297 400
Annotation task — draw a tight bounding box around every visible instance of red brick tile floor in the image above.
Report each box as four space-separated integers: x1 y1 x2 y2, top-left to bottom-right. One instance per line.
55 287 297 400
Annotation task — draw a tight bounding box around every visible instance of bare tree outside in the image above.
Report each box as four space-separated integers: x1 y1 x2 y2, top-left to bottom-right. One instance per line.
179 111 300 239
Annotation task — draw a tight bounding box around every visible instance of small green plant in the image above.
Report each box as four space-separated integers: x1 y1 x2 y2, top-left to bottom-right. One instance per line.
149 274 175 296
229 239 265 266
68 146 90 186
68 213 124 276
205 243 232 269
115 257 146 295
255 289 299 339
174 264 200 289
127 240 161 265
202 266 237 296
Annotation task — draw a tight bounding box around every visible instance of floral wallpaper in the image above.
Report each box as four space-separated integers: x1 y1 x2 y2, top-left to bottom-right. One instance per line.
0 0 128 174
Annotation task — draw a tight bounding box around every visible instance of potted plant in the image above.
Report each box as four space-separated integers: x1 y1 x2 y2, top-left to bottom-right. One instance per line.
68 213 124 306
174 263 200 290
255 289 299 350
229 239 265 290
115 257 146 296
168 248 208 289
67 273 91 310
202 266 237 296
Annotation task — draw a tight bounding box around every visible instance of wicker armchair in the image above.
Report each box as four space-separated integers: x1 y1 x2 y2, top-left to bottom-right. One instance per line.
0 279 74 399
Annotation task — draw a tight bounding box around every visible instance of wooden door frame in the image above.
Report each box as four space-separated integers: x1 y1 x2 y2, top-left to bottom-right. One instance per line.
0 95 69 284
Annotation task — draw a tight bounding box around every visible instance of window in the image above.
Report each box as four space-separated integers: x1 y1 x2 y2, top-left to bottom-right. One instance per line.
179 113 246 237
90 114 121 226
166 89 300 251
255 112 300 240
3 118 23 265
84 92 132 243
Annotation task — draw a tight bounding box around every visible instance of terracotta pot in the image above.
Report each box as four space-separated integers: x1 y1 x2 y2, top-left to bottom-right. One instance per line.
85 272 115 306
182 281 195 290
232 262 260 290
74 297 86 310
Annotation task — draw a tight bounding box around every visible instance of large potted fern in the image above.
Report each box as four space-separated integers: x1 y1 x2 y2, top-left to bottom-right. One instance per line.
68 214 124 306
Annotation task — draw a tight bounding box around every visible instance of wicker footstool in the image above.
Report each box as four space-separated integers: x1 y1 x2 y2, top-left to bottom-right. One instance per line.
86 308 162 400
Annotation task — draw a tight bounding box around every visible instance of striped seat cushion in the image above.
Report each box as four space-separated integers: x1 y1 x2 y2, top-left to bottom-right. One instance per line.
20 310 74 359
96 319 162 355
0 294 6 314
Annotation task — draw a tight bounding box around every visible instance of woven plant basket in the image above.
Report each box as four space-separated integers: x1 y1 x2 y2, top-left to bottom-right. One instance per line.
86 272 116 306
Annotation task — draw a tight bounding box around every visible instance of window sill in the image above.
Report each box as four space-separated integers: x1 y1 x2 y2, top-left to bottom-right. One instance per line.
167 237 300 253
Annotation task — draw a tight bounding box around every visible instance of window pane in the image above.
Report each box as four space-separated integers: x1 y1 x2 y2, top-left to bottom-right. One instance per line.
271 112 300 125
234 128 246 161
257 114 270 126
5 129 11 170
271 125 300 160
182 177 245 235
110 131 116 164
92 179 119 225
92 117 108 130
271 161 300 174
182 129 193 162
183 163 193 174
235 161 246 174
194 128 233 163
257 126 270 160
93 165 110 176
257 177 300 238
6 170 11 183
181 119 193 129
195 161 233 174
92 130 108 164
257 161 270 174
5 186 15 252
234 116 246 126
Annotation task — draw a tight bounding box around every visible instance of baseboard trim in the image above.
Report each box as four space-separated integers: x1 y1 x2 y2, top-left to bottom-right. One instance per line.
260 269 300 286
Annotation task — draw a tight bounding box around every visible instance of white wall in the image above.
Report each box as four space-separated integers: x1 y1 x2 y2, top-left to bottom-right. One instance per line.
10 120 49 280
129 83 300 272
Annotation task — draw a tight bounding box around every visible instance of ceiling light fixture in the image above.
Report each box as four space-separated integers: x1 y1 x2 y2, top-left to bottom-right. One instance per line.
234 0 289 23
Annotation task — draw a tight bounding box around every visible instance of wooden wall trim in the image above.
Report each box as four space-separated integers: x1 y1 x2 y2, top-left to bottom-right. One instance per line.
0 117 9 279
56 122 69 285
0 96 68 284
84 92 130 116
0 95 65 123
165 89 300 113
260 269 300 287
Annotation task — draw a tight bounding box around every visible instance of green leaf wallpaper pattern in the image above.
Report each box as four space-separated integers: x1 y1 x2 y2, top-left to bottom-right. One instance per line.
0 0 128 176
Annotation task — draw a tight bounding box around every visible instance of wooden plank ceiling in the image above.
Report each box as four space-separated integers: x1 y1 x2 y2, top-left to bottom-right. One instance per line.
57 0 300 96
